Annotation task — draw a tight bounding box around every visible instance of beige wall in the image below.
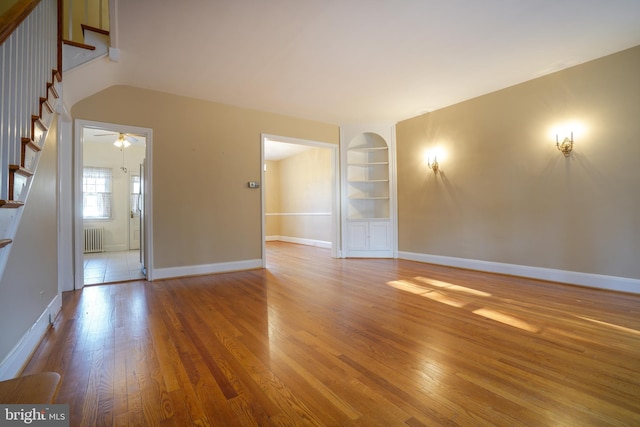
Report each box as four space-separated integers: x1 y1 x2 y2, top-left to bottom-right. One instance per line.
396 46 640 280
264 160 281 236
0 118 59 366
72 86 339 269
265 148 332 243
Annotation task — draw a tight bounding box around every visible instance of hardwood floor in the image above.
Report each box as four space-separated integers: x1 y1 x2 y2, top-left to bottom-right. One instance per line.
24 242 640 426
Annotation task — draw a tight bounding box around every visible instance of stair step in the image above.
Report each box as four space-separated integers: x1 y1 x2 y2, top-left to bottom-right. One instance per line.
63 27 109 72
0 200 24 209
62 39 96 51
0 239 12 249
9 165 34 177
39 97 54 117
31 115 47 147
8 165 34 201
81 24 109 37
21 137 41 170
47 81 59 100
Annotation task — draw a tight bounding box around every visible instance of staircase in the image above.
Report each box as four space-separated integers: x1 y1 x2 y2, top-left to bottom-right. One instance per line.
0 0 62 277
0 0 110 280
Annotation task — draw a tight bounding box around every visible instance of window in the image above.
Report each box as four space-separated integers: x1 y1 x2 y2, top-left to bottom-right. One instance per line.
83 167 113 219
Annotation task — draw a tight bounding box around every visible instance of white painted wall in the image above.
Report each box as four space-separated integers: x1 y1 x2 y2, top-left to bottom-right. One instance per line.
83 140 145 251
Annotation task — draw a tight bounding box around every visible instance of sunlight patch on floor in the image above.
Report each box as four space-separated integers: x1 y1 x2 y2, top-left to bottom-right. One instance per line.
422 291 467 308
387 280 468 307
576 316 640 335
473 308 540 333
387 280 430 295
387 277 543 332
415 277 492 296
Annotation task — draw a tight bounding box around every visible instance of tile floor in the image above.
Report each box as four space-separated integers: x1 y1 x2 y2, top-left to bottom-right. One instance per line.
83 250 146 285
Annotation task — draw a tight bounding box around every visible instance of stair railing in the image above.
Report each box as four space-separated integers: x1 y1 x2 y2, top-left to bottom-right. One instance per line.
1 0 59 199
0 0 61 276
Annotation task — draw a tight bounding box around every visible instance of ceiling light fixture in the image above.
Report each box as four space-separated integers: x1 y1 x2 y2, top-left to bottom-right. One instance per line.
113 133 131 149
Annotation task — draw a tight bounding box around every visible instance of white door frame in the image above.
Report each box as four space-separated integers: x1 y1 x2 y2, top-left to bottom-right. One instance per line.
73 119 154 288
58 111 74 293
260 134 341 267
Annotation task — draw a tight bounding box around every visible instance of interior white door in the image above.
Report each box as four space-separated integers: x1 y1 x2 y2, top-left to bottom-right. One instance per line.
129 174 141 250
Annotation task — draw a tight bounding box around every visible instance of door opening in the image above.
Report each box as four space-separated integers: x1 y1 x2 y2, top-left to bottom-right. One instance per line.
261 134 340 267
74 120 153 288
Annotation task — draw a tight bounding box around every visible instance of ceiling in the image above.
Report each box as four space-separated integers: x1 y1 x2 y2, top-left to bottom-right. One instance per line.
104 1 640 125
264 139 314 161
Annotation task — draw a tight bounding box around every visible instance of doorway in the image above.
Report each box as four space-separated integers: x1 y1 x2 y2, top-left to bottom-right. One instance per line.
74 120 153 288
261 134 340 267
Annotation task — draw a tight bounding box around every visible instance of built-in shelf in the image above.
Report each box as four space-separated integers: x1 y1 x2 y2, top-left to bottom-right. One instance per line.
341 125 396 258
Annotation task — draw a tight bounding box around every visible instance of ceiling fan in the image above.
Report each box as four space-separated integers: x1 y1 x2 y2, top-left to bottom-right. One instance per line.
95 132 141 148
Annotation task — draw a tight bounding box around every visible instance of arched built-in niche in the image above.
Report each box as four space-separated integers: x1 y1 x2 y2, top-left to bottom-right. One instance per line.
341 126 396 258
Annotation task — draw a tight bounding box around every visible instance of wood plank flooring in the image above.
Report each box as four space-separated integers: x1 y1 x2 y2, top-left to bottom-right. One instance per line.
23 242 640 426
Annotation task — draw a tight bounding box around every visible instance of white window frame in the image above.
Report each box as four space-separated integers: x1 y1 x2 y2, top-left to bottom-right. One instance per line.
83 166 113 220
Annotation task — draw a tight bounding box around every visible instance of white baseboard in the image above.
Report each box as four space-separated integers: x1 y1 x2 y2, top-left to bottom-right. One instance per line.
398 251 640 294
266 235 331 249
0 294 62 380
152 259 263 281
104 244 128 252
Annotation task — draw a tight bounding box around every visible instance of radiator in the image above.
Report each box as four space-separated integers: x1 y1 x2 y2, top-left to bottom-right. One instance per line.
84 227 104 253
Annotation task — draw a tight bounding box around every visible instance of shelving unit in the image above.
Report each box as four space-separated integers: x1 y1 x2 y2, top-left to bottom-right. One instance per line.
346 144 389 219
341 127 396 258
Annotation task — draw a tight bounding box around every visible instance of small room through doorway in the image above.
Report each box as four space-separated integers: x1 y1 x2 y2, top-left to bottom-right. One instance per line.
262 135 339 267
80 126 147 285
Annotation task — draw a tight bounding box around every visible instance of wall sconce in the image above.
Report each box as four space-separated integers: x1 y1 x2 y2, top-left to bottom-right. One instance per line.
556 132 573 157
427 156 439 173
424 147 445 174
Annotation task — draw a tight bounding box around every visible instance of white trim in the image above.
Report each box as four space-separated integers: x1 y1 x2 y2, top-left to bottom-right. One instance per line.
153 259 262 281
266 212 332 216
74 120 154 288
266 235 332 249
0 294 62 380
398 251 640 294
260 133 341 266
58 110 74 292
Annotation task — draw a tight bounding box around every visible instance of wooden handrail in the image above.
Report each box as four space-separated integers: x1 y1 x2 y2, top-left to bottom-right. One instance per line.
0 0 41 45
